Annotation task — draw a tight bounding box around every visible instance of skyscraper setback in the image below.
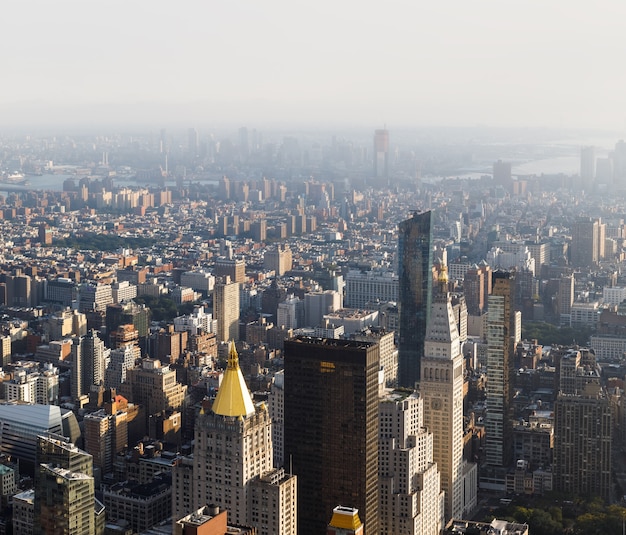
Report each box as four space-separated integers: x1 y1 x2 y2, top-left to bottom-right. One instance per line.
420 268 477 520
398 210 433 387
284 336 380 535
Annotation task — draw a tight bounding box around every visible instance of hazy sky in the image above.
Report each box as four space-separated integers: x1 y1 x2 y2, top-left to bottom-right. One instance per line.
2 0 625 129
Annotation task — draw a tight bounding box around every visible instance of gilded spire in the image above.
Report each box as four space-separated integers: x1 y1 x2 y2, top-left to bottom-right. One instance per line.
212 341 256 418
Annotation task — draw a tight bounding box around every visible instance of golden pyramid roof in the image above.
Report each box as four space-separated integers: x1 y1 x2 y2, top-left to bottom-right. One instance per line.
212 341 256 418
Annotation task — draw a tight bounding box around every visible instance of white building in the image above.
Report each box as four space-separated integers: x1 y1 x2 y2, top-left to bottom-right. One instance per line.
603 286 626 306
345 270 398 309
421 280 477 521
112 280 138 303
180 270 215 294
378 390 444 535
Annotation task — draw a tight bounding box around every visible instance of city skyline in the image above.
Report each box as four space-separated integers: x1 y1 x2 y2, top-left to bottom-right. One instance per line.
2 1 626 130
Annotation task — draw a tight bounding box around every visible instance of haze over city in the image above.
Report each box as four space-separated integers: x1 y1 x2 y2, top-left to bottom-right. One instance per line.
2 0 626 130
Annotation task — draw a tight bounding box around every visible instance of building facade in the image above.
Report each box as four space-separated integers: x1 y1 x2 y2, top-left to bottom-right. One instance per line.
398 210 433 387
284 336 380 535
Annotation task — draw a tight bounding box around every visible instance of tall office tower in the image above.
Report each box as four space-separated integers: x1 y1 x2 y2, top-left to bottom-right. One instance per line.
580 146 596 185
34 436 103 535
373 128 389 179
378 390 445 535
213 276 240 342
553 385 612 500
398 210 433 387
493 160 512 190
284 337 380 535
194 343 293 529
558 275 575 326
570 217 600 267
421 269 477 521
484 271 516 472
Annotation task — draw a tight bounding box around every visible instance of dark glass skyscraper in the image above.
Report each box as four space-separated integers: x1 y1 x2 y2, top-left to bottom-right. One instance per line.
398 210 433 387
283 336 379 535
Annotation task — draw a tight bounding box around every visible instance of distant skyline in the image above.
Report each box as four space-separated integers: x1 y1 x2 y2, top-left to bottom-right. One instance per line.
2 1 626 130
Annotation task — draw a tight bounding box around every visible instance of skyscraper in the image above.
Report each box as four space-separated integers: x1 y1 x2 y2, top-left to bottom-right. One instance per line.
484 271 516 473
378 389 445 535
580 146 596 185
570 217 601 267
398 210 433 387
193 342 296 532
284 336 379 535
554 384 612 500
71 330 108 403
213 276 240 342
420 268 477 521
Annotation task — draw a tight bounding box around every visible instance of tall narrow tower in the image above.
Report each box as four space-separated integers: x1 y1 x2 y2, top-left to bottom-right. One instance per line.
485 271 515 471
398 210 433 387
213 276 240 342
420 267 477 521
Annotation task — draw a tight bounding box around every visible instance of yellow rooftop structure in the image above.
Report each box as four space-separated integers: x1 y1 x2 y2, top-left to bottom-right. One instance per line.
328 506 363 531
211 341 256 418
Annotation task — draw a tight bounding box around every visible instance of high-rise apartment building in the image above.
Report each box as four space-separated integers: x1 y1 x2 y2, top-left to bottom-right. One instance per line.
213 276 240 343
284 336 379 535
71 330 108 403
553 384 612 500
421 270 477 521
484 271 516 473
378 390 445 535
398 210 433 387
